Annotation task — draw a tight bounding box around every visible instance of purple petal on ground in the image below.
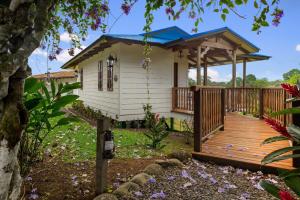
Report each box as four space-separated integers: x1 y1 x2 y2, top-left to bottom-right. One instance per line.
29 193 39 200
226 144 233 148
134 191 143 197
253 182 264 190
167 176 176 181
236 168 243 175
150 191 166 199
224 183 237 189
148 177 156 183
31 188 37 193
209 177 217 185
240 192 251 200
197 171 208 179
181 170 189 178
25 176 33 181
218 187 226 193
183 182 192 188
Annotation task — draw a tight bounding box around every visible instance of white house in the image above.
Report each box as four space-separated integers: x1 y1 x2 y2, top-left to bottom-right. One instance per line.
62 26 269 122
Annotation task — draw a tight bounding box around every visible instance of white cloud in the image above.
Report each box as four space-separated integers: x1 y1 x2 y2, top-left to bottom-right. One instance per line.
60 32 79 43
32 48 47 57
296 44 300 52
188 68 231 82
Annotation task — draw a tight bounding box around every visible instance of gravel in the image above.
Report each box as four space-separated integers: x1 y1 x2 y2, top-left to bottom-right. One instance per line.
120 159 285 200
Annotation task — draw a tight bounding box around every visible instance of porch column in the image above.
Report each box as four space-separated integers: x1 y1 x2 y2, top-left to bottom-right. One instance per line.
242 59 247 88
232 49 237 88
197 46 202 85
203 56 208 86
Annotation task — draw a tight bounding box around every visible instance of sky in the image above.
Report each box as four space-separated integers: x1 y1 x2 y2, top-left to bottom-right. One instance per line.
29 1 300 82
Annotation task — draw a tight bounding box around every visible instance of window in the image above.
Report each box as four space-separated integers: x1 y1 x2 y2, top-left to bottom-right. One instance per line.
80 68 83 89
98 61 103 91
107 64 113 91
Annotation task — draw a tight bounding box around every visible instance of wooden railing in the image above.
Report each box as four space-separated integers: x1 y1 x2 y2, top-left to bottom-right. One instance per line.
192 87 225 152
172 87 194 113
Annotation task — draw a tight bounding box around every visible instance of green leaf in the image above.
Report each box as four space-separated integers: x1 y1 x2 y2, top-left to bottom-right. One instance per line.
262 136 289 145
222 8 229 14
284 175 300 196
279 169 300 179
60 82 81 94
41 83 51 104
50 80 56 98
50 95 79 110
266 154 300 164
235 0 243 5
24 97 42 111
270 107 300 116
55 117 79 127
213 9 219 12
24 77 42 93
261 21 269 27
221 13 226 21
287 125 300 141
259 180 280 199
262 146 300 165
254 0 259 8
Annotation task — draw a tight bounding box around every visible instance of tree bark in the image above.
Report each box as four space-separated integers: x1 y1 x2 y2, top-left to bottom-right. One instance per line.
0 1 53 199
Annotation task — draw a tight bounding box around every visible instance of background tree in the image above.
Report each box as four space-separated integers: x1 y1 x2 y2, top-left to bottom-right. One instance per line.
283 68 300 81
0 0 284 199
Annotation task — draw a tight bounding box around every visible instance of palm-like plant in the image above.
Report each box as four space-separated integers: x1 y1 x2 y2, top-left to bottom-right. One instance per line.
260 83 300 200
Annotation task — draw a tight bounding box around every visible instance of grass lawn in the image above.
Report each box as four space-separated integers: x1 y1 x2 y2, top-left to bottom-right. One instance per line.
44 117 193 162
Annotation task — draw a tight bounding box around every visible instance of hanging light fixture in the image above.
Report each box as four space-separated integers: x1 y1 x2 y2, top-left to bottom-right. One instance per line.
106 54 117 66
178 50 184 59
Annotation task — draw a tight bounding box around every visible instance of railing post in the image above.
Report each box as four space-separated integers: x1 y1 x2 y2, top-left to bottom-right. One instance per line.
220 88 225 131
192 87 202 152
292 99 300 168
259 88 264 119
283 90 287 127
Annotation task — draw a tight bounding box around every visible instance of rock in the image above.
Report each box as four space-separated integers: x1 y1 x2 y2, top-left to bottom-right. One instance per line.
167 151 192 163
113 182 139 198
130 173 152 186
155 159 184 168
94 193 118 200
143 164 164 176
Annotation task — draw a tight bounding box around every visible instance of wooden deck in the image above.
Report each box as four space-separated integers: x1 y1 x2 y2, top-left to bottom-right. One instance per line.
193 113 293 173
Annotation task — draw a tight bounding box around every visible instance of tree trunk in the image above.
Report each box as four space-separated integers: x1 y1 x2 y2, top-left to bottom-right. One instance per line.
0 1 53 199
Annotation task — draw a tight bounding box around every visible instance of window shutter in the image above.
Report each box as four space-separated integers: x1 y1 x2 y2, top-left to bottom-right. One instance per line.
98 61 103 91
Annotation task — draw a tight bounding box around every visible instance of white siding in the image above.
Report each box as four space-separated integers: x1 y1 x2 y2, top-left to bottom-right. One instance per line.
118 43 189 121
77 44 120 119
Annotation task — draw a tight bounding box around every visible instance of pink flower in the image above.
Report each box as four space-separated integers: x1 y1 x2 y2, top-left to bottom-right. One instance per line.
121 3 131 15
265 118 291 138
281 83 300 97
279 190 295 200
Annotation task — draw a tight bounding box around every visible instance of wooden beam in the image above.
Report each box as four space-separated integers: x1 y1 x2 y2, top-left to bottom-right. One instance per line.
219 35 249 54
243 59 247 88
203 57 208 86
201 41 234 50
197 46 202 85
232 50 237 88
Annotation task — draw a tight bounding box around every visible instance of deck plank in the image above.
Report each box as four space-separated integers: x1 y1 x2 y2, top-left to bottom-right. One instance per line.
192 113 293 173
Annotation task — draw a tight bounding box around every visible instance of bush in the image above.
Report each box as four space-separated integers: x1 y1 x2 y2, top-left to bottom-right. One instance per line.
71 100 102 120
181 119 193 145
143 104 169 149
20 78 80 175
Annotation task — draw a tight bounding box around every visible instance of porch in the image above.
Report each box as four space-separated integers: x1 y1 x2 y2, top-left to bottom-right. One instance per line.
171 87 295 172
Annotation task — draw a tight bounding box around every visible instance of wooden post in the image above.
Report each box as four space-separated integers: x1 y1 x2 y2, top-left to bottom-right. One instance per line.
292 99 300 167
193 87 202 152
259 88 264 119
203 56 208 86
197 46 202 85
170 117 174 131
232 50 237 88
283 90 287 127
96 118 110 195
220 88 225 131
242 59 247 88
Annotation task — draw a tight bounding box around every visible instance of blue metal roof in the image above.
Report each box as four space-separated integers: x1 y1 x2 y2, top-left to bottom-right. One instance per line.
140 26 191 40
104 34 173 44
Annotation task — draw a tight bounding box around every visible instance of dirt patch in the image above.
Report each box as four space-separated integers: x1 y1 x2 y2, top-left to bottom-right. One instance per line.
22 157 157 200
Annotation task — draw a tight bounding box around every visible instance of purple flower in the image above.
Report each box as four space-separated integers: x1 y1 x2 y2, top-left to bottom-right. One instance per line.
150 191 166 199
121 3 131 15
272 8 284 27
100 4 109 13
148 177 156 183
55 47 63 55
165 7 174 15
189 11 196 19
134 191 143 197
48 54 56 61
167 176 175 181
29 193 39 200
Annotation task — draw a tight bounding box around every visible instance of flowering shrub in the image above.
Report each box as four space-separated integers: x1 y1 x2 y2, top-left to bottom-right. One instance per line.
143 104 169 149
260 83 300 200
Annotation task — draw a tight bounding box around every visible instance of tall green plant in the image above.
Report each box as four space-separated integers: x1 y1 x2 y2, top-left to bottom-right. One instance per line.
143 104 169 149
260 83 300 200
19 77 80 174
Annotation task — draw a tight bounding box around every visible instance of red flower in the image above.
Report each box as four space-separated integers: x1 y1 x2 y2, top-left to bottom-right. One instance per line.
279 190 295 200
265 118 291 138
281 83 300 97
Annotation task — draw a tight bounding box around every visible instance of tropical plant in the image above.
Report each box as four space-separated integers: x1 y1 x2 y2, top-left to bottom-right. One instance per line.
143 104 169 149
19 78 80 174
259 83 300 200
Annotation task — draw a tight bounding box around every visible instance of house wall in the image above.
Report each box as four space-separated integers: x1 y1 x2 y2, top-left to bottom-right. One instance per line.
118 43 189 121
77 44 120 119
